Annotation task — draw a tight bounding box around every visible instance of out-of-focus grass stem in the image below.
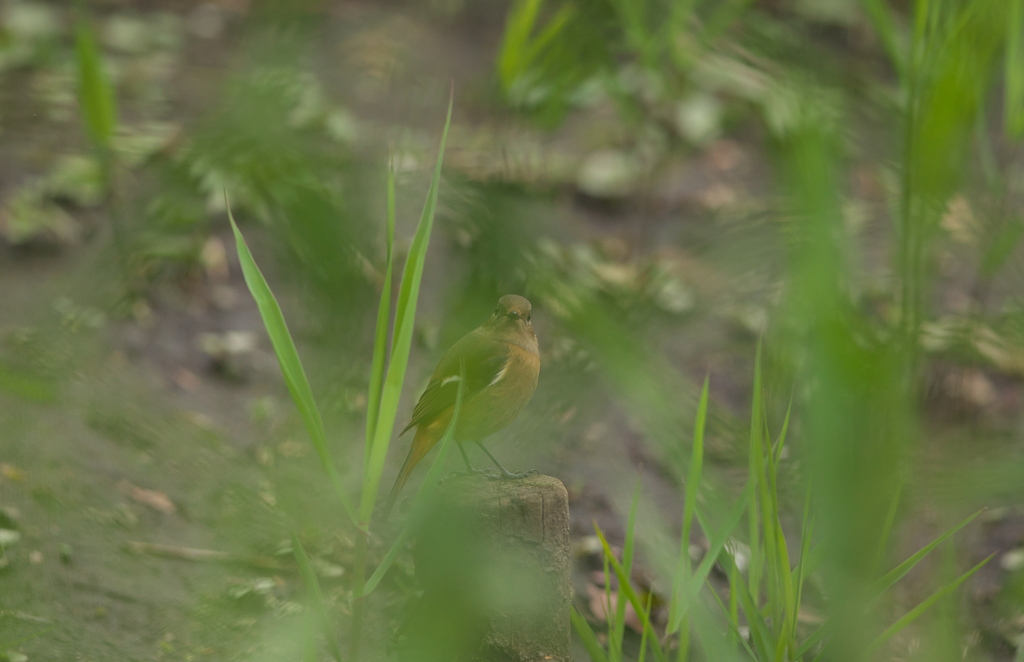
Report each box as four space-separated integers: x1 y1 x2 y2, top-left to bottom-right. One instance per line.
73 2 127 285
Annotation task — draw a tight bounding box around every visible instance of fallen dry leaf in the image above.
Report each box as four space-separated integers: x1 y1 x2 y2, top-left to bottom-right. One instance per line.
585 583 644 633
172 368 201 392
118 480 177 515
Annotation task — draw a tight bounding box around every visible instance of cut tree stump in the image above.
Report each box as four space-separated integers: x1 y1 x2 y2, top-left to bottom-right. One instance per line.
401 473 571 662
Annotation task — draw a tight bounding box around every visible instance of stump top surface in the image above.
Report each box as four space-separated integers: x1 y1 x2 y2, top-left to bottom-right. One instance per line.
439 473 567 498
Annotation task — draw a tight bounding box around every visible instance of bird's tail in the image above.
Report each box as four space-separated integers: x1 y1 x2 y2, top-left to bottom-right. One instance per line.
382 425 435 520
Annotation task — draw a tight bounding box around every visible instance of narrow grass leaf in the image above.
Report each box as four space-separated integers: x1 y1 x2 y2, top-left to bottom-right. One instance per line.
292 532 344 662
675 478 755 630
228 203 356 524
872 509 984 592
361 95 453 524
571 605 611 662
861 0 906 79
612 482 641 657
669 376 708 637
866 554 993 654
792 486 815 646
727 554 773 660
872 469 906 573
707 583 759 661
594 523 669 662
74 5 117 149
795 619 834 659
1006 0 1024 137
747 343 764 605
365 155 397 474
638 593 653 662
498 0 543 89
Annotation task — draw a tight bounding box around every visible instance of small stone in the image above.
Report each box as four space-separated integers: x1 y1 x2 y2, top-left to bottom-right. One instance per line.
576 150 640 199
1000 548 1024 572
0 529 21 548
675 94 723 145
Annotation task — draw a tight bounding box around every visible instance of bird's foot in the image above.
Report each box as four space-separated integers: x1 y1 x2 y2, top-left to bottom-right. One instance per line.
490 468 539 480
450 468 500 479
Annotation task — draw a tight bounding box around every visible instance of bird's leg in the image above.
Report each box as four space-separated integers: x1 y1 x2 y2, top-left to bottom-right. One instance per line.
457 442 475 472
455 441 497 477
475 441 536 479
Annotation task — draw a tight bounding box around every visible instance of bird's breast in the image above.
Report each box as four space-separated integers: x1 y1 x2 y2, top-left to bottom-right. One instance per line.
455 344 539 441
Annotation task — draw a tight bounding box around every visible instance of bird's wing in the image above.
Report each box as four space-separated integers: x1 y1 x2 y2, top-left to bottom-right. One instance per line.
400 330 509 435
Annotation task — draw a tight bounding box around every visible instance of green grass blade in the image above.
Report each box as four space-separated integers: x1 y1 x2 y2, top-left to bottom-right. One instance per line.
360 94 453 525
73 5 117 149
594 523 669 662
498 0 545 90
669 375 708 635
866 554 994 654
727 551 740 648
682 376 709 556
1006 0 1024 137
522 5 575 72
861 0 906 80
291 532 344 662
772 398 792 467
872 509 984 593
872 469 906 573
671 478 753 632
792 486 815 646
638 593 653 662
795 619 833 658
361 368 464 596
228 202 356 524
611 482 641 656
603 546 617 660
747 343 764 607
706 585 758 661
571 605 612 662
764 402 794 644
727 554 773 660
364 155 397 475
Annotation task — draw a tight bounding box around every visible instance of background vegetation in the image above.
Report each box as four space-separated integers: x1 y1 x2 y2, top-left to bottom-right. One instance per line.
2 0 1024 660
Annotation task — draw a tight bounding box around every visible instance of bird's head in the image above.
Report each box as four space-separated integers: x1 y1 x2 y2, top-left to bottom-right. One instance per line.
487 294 534 337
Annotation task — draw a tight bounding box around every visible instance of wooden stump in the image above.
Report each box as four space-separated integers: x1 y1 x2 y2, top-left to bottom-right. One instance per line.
402 474 571 662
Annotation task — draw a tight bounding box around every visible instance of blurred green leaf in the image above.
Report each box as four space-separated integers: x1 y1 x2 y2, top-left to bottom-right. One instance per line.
570 605 611 662
867 554 993 655
0 364 57 403
291 532 343 662
364 154 397 476
74 7 117 149
228 201 356 524
1005 0 1024 138
872 509 985 594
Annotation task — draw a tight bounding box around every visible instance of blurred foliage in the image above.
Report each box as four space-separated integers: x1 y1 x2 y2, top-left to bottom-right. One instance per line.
2 0 1024 660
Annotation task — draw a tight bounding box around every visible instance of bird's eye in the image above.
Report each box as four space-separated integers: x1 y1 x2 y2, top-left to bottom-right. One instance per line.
493 308 499 315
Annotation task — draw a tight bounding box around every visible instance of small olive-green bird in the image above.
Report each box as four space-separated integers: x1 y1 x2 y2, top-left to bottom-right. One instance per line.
383 295 540 518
